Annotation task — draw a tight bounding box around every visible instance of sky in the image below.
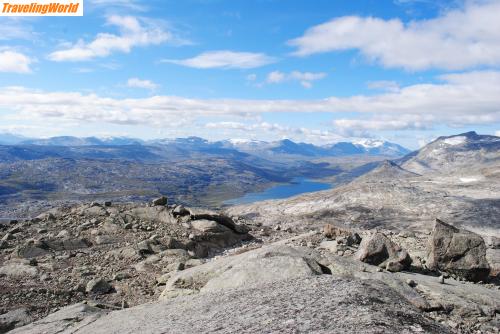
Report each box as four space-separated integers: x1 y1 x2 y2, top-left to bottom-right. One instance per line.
1 0 500 149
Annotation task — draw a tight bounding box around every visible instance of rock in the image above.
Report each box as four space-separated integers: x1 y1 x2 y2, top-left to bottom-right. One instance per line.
0 240 9 249
484 236 500 249
356 232 411 272
8 303 108 334
172 205 189 217
163 237 184 250
386 260 406 272
34 276 451 334
56 230 70 238
152 196 168 206
486 248 500 281
189 209 249 234
104 201 112 207
0 308 32 333
16 241 50 258
191 220 231 233
137 240 153 255
86 278 112 294
95 235 116 245
112 272 131 281
160 245 326 299
0 263 38 279
318 240 339 253
427 219 490 282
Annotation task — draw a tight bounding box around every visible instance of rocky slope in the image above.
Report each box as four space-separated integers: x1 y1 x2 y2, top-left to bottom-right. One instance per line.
227 132 500 237
0 199 253 328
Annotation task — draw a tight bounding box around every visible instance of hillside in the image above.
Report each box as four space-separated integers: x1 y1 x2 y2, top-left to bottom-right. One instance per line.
227 132 500 236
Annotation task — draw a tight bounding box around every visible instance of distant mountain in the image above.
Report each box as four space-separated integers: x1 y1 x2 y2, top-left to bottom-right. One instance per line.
401 131 500 174
220 138 410 157
21 136 144 146
2 134 411 158
352 139 411 156
0 132 29 145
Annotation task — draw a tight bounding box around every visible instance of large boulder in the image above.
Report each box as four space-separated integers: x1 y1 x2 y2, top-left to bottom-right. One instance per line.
427 219 490 282
356 232 412 272
186 217 252 258
160 245 327 299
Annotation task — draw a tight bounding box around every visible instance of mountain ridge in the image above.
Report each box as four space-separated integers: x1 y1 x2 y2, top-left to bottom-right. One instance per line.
0 134 411 157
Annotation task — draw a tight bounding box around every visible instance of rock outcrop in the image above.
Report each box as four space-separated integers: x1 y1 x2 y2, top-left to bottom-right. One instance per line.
160 245 326 299
427 219 490 282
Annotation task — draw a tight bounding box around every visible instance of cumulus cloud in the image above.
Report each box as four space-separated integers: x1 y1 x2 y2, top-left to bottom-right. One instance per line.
496 130 500 137
0 50 32 73
48 15 171 62
126 78 159 90
288 1 500 71
162 50 276 69
1 70 499 133
266 70 327 88
367 80 400 92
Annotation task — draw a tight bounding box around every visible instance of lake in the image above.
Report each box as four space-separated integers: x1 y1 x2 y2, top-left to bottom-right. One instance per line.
224 177 332 205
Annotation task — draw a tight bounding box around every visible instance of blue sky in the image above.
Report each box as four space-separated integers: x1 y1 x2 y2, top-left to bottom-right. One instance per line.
1 0 500 148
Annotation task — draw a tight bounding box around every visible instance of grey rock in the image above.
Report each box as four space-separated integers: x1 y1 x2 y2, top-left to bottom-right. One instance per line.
190 209 249 234
152 196 168 206
86 278 112 294
427 219 490 282
0 308 32 333
191 219 231 233
0 263 38 279
172 205 189 217
26 276 450 334
9 303 107 334
160 245 325 299
356 232 411 272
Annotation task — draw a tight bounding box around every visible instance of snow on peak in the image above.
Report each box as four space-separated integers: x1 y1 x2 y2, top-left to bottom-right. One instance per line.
442 136 467 146
227 138 263 145
353 139 385 148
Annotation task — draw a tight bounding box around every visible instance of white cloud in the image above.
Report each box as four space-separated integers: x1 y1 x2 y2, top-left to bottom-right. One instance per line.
266 70 327 88
288 1 500 71
127 77 159 90
367 80 400 92
48 15 171 62
163 50 276 69
0 51 32 73
1 70 499 133
495 130 500 137
267 71 286 83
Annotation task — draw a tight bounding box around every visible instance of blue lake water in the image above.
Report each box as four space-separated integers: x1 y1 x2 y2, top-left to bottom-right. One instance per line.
224 177 332 205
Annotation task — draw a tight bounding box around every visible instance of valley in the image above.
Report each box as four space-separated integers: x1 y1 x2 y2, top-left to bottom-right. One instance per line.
0 136 399 218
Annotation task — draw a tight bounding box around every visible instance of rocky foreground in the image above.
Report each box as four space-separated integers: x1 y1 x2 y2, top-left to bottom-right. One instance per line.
0 198 499 333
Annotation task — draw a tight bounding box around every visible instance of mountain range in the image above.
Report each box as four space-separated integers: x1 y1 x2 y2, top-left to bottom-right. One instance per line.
0 134 411 158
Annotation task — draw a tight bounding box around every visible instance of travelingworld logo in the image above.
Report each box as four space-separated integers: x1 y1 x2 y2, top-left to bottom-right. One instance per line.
1 0 83 16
